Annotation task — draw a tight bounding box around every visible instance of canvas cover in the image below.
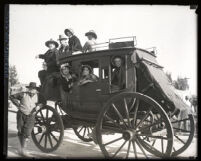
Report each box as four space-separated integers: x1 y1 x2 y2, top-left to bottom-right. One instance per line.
132 49 192 116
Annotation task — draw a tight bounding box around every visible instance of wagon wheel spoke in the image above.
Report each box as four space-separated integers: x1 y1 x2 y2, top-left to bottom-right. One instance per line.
171 118 189 124
48 134 53 148
78 126 84 133
44 134 48 148
87 127 90 134
123 98 131 128
132 140 137 158
135 107 153 130
173 127 191 133
105 114 123 130
112 140 127 158
174 135 186 144
137 134 169 140
135 138 148 158
38 133 45 144
136 119 163 133
151 139 156 146
126 141 131 158
138 136 162 154
132 100 139 128
83 126 87 137
161 138 164 154
50 132 58 142
39 110 46 123
111 103 128 128
103 136 123 146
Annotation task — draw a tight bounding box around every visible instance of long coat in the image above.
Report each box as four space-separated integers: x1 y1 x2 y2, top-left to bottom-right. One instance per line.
39 48 59 73
68 35 82 53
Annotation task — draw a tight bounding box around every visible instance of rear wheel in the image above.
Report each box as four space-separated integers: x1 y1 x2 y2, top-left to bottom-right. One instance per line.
171 114 195 156
31 105 64 153
73 126 93 142
96 92 173 158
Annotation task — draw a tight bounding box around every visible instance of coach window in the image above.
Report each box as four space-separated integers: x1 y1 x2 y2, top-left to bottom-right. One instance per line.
110 55 126 93
80 60 100 78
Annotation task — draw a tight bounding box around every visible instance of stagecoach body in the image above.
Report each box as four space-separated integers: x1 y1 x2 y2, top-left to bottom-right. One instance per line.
30 37 195 158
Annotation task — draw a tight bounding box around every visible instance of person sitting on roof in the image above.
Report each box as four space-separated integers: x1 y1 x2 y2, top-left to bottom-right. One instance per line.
57 35 70 65
36 39 60 85
82 30 97 53
64 28 82 55
78 65 98 86
111 56 126 91
60 63 77 93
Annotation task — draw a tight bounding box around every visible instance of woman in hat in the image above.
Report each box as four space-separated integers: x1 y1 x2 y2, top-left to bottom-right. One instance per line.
82 30 97 53
78 65 98 86
36 39 59 85
59 63 77 92
9 82 46 157
64 28 82 55
57 35 70 62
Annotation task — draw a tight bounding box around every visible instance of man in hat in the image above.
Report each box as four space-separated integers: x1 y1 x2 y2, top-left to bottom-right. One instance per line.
10 82 46 157
111 56 126 91
36 38 59 85
57 35 70 64
64 28 82 55
82 30 97 53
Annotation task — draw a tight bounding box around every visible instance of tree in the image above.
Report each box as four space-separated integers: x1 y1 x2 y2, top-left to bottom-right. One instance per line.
174 77 189 91
9 65 19 87
165 72 173 83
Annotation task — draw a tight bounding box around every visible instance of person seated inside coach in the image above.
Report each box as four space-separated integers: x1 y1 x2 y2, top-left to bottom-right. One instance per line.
60 63 77 93
78 65 98 86
111 56 126 91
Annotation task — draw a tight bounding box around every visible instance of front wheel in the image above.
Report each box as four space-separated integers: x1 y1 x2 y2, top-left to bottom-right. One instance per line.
96 92 174 159
31 105 64 153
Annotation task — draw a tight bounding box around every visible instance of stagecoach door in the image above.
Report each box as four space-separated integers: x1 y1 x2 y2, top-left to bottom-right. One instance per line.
78 60 102 114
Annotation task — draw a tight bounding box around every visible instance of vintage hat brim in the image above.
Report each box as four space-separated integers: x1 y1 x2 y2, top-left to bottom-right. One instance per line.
64 29 74 36
45 40 59 48
85 32 97 39
81 65 93 73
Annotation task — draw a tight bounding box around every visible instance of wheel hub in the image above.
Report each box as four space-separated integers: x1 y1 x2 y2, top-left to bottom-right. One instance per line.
38 125 47 134
122 130 136 141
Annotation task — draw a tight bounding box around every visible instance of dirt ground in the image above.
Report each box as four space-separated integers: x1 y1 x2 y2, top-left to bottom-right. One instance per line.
6 103 197 159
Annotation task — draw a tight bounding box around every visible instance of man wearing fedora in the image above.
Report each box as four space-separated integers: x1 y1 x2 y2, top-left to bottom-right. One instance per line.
10 82 46 157
57 35 70 64
36 38 59 85
82 30 97 53
64 28 82 55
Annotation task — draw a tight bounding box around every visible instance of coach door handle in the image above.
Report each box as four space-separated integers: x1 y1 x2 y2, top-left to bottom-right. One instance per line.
96 89 101 92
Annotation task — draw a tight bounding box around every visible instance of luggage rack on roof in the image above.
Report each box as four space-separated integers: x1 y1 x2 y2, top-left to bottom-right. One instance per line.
145 47 157 56
91 36 137 51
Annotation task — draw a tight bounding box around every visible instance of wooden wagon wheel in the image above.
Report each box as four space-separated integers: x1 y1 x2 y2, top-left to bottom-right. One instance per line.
73 126 94 142
96 92 173 159
31 105 64 153
171 114 195 156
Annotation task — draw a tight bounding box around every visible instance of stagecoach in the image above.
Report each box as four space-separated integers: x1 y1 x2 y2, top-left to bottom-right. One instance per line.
30 37 195 158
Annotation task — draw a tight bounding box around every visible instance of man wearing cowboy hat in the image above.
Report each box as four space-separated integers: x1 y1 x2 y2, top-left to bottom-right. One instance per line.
36 38 60 85
10 82 46 157
82 30 97 53
64 28 82 55
57 34 70 58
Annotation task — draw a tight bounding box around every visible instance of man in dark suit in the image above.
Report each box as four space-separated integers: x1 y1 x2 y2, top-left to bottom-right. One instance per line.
64 28 82 54
111 56 126 91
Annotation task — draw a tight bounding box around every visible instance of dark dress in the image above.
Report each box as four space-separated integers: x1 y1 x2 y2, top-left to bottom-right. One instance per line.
68 35 82 53
111 67 126 90
60 74 77 92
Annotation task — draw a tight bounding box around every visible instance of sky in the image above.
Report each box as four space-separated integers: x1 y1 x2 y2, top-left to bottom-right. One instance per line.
9 5 197 95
